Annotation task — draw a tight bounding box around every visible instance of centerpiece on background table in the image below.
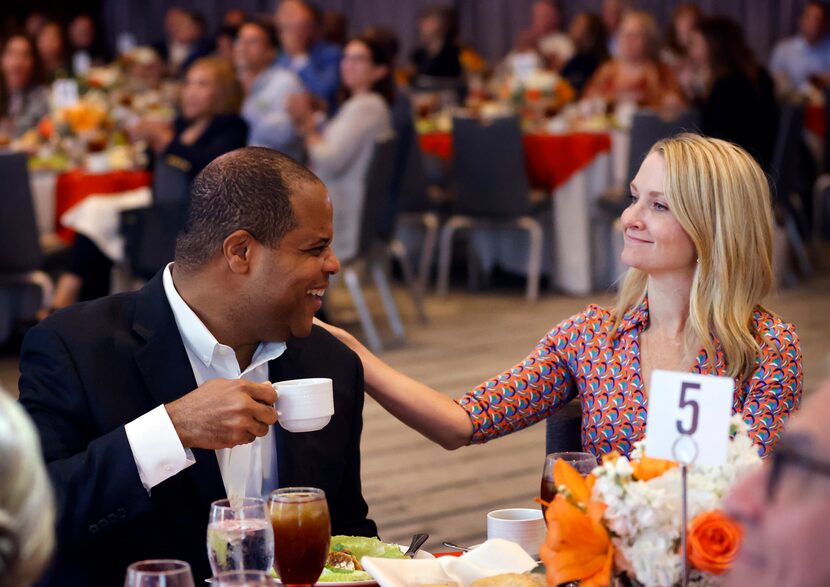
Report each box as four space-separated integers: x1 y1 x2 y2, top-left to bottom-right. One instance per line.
540 416 761 587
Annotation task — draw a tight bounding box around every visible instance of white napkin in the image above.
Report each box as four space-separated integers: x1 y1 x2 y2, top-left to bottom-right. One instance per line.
362 539 538 587
59 187 152 261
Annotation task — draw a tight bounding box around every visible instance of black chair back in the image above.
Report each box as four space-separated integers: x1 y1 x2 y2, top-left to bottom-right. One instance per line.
0 152 42 272
544 399 584 455
770 103 805 203
153 158 191 205
397 133 434 214
356 137 398 258
451 115 531 218
121 160 192 279
626 109 702 186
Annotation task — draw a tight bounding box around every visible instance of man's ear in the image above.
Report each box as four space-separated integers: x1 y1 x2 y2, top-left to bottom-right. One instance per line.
222 230 256 274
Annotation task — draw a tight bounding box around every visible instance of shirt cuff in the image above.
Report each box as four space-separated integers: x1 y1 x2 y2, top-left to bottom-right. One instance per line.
124 404 196 492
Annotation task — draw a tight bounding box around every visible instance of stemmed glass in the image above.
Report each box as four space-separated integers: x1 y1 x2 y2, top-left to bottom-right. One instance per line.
540 451 598 516
213 571 275 586
207 497 275 575
268 487 331 587
124 559 195 587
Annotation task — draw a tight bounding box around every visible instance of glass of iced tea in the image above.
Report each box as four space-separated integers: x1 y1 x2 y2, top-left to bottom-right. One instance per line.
540 452 597 517
268 487 330 587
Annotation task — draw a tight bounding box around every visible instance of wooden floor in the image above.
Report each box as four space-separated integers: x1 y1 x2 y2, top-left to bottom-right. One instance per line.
1 255 829 553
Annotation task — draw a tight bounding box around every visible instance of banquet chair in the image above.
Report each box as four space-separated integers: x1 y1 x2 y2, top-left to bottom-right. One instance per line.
393 131 442 298
120 159 190 281
336 138 415 353
769 103 812 283
813 88 830 240
0 152 53 344
436 115 543 302
545 399 584 454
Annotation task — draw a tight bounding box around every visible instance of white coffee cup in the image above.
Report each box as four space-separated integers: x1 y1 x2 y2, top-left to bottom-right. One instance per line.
272 378 334 433
486 508 546 556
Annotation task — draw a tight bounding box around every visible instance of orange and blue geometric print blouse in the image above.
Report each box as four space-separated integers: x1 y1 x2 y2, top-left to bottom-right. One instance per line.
457 298 802 458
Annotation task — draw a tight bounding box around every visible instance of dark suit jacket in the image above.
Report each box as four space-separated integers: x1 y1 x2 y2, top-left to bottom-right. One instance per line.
18 272 376 586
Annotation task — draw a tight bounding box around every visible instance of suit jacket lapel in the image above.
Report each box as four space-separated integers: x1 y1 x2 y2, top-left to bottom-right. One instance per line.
131 272 226 506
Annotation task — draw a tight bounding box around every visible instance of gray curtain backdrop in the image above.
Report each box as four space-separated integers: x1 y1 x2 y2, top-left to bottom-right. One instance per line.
102 0 814 67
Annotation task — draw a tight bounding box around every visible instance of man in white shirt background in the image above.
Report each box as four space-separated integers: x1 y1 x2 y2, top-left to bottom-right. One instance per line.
769 1 830 96
235 20 306 161
18 147 376 586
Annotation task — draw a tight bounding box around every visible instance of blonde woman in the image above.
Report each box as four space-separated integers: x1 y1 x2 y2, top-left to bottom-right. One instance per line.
0 390 54 587
319 134 802 458
583 11 684 108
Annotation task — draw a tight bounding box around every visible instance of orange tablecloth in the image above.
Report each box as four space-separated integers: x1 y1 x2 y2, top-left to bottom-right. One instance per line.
418 131 613 191
55 169 152 242
805 103 825 138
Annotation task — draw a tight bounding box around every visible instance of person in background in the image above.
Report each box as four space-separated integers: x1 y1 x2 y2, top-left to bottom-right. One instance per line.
36 20 70 80
602 0 628 57
689 16 778 169
155 7 187 72
662 3 704 102
0 34 49 141
583 11 684 108
275 0 342 112
214 25 239 65
44 57 248 313
222 8 247 29
0 389 54 587
514 0 574 71
723 379 830 587
287 32 393 262
24 12 48 39
410 5 462 87
235 20 305 160
323 10 348 48
68 14 108 72
174 11 217 77
561 12 609 95
318 134 801 461
769 0 830 97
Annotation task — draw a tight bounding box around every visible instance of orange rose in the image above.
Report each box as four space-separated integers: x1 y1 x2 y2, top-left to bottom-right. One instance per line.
631 455 677 481
688 510 743 575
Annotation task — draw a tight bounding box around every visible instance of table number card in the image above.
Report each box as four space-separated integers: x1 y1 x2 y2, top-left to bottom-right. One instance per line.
51 79 79 110
644 370 734 466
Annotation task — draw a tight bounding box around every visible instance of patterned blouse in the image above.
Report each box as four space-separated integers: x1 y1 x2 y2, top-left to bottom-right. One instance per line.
458 299 802 458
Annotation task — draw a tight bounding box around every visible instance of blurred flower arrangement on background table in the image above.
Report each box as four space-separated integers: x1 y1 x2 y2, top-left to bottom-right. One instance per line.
540 416 761 587
11 49 177 174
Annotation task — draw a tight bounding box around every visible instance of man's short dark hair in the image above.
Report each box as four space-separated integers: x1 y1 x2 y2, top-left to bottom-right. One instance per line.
175 147 322 270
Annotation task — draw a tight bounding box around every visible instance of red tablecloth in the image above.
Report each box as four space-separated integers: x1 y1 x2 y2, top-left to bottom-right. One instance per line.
418 131 612 191
55 169 152 242
805 103 825 138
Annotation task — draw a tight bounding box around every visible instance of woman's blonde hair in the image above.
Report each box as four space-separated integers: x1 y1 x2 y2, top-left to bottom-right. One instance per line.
613 133 774 381
0 391 54 587
621 10 662 62
186 57 243 115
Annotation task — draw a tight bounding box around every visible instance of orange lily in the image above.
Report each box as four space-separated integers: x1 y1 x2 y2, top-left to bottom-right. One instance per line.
540 494 614 587
632 455 677 481
553 458 594 505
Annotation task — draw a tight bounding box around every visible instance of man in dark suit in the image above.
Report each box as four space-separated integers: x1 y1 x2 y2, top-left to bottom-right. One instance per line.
18 147 376 586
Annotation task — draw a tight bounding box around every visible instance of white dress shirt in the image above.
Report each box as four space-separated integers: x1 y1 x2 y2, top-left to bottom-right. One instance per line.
124 264 286 498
